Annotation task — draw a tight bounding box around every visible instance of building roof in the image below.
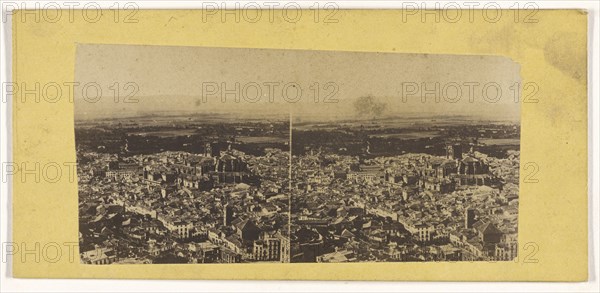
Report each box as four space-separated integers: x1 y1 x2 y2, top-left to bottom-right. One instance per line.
318 250 356 262
475 221 503 235
81 248 115 263
462 156 479 163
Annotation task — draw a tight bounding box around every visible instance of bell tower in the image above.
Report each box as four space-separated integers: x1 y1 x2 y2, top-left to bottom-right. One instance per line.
205 142 212 158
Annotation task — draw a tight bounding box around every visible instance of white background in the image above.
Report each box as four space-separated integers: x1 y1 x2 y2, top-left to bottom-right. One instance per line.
1 1 598 292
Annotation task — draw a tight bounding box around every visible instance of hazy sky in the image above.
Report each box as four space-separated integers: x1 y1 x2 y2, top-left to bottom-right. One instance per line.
74 44 521 121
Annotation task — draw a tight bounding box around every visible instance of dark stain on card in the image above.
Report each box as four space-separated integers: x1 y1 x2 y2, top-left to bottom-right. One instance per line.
544 32 585 82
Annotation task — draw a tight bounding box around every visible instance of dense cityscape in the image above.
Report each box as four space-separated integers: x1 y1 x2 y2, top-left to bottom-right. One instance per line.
76 114 519 264
290 117 519 262
77 115 291 264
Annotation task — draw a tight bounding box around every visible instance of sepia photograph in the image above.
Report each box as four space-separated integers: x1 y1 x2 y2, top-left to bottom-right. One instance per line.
291 114 520 262
74 45 295 264
5 2 595 290
73 45 520 264
0 0 600 293
286 51 521 263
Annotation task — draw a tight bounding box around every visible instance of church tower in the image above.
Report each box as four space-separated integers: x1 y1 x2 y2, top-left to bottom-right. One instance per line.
205 142 212 158
223 203 233 226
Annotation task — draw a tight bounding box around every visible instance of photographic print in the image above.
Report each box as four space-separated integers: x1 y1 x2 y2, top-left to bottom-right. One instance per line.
75 45 293 264
287 52 521 263
74 45 520 264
